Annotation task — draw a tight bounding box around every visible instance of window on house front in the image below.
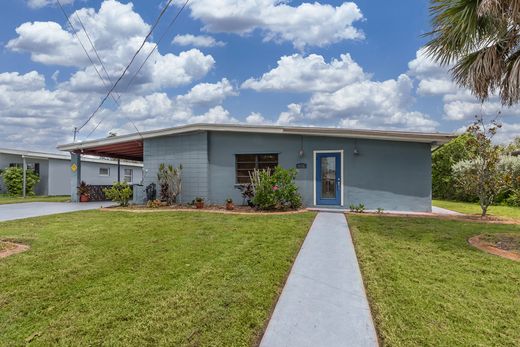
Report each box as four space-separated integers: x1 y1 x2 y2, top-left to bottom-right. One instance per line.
99 167 110 176
9 163 22 168
235 153 279 184
123 169 133 183
27 163 40 176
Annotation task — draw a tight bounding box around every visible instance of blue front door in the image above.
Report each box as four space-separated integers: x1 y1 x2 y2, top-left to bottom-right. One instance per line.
316 152 341 206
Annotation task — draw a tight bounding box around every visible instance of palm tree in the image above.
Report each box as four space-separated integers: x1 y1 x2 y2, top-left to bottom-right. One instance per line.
425 0 520 105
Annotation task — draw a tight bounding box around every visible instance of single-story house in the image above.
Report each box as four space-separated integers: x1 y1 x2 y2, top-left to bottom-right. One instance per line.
57 124 455 211
0 148 143 196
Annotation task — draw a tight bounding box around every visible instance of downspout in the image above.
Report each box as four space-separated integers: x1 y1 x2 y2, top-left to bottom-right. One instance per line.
117 159 121 183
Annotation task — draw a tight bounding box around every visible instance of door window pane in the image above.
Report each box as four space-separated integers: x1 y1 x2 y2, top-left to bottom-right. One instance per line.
321 157 336 199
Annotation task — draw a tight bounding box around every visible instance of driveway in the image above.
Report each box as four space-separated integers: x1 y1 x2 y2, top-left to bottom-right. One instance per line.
0 202 113 222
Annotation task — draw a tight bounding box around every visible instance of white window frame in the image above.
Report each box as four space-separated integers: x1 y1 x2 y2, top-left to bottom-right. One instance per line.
313 150 344 206
99 167 110 176
123 168 133 183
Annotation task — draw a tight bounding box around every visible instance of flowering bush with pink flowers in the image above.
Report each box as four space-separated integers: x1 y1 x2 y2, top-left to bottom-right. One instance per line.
251 166 302 210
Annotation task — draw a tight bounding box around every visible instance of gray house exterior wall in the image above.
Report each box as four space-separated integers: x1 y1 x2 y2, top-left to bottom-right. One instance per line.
141 131 208 204
0 153 50 195
1 152 143 196
140 130 432 212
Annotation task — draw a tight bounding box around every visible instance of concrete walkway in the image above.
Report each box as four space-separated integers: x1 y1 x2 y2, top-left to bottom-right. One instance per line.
431 206 463 215
260 212 378 347
0 202 112 222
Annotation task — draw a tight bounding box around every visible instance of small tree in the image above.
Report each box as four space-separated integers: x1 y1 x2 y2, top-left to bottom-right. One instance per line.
453 116 505 217
0 167 40 196
157 163 182 205
103 182 133 207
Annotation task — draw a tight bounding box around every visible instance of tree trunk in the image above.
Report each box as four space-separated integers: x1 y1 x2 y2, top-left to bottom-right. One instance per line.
480 204 488 218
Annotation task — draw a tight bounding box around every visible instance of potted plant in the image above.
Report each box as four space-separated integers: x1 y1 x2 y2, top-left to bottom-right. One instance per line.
225 197 234 210
195 196 204 209
77 181 90 202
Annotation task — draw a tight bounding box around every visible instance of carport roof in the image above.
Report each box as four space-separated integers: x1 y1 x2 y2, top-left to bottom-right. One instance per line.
57 123 457 161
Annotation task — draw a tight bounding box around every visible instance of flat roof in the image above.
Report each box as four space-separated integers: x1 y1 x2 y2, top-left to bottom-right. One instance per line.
57 123 456 161
0 147 142 167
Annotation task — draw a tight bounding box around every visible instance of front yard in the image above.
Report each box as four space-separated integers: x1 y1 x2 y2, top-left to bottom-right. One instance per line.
433 199 520 220
349 214 520 346
0 210 315 345
0 195 70 205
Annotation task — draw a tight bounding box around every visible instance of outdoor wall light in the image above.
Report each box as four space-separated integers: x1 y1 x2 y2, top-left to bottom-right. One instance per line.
298 148 305 158
353 148 360 156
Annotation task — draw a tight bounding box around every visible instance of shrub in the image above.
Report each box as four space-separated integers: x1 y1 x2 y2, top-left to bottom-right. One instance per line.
498 155 520 206
146 199 162 208
157 163 182 205
432 133 473 201
349 203 365 213
0 167 40 196
237 183 255 206
251 166 302 210
103 182 133 207
77 181 90 197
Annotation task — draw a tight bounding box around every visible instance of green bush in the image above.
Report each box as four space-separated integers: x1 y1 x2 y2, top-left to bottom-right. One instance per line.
0 167 40 196
103 182 133 207
432 134 474 201
251 166 302 210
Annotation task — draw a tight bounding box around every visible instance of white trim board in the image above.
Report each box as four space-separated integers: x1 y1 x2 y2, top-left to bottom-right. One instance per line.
313 150 344 207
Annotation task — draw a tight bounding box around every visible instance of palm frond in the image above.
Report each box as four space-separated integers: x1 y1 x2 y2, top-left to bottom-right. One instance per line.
501 48 520 105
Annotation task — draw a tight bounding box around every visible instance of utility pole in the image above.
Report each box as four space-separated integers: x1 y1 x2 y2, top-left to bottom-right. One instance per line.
73 127 78 142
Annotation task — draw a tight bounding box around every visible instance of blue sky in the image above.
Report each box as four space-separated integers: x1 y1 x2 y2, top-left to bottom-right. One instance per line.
0 0 518 151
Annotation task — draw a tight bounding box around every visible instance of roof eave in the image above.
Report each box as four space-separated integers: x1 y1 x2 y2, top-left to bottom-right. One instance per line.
57 123 456 152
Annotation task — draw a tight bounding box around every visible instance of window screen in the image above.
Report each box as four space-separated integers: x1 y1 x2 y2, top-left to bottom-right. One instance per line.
235 153 278 184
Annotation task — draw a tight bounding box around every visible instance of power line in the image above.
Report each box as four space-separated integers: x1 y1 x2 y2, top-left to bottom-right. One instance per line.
121 0 191 95
75 0 176 138
73 11 121 100
86 0 191 139
55 0 119 106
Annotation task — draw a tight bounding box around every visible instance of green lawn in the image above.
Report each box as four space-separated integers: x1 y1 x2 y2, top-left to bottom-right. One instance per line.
433 199 520 220
0 210 315 346
0 195 70 205
349 214 520 346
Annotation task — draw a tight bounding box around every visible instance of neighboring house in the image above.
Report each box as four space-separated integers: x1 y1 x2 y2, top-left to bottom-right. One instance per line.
0 148 143 196
58 124 455 211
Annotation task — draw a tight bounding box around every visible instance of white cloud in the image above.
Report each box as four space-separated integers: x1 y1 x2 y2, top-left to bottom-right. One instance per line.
242 53 365 92
277 103 304 125
188 106 238 124
186 0 364 50
27 0 73 9
0 71 45 91
7 21 89 67
245 112 269 124
408 48 520 122
299 74 438 131
7 1 214 94
172 34 225 47
0 1 223 150
176 78 238 107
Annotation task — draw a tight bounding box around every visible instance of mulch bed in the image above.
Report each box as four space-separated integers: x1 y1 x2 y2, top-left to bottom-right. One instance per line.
0 241 29 259
103 204 307 215
469 234 520 262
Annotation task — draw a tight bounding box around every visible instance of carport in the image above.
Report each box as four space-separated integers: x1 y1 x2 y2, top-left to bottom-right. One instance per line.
57 135 144 202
